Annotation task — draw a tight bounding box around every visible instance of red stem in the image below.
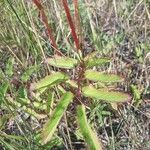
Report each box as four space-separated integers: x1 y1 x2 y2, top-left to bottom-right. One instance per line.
32 0 62 55
62 0 80 51
76 61 85 101
73 0 82 49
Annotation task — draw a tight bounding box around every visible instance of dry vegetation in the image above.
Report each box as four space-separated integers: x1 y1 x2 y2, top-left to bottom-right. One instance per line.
0 0 150 149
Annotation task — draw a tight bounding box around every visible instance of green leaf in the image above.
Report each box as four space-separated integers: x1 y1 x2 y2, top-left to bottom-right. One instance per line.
31 72 69 90
77 105 102 150
86 58 110 68
5 57 14 77
41 92 73 144
82 86 130 103
45 56 78 69
84 51 100 61
85 70 123 83
1 133 25 141
21 65 38 82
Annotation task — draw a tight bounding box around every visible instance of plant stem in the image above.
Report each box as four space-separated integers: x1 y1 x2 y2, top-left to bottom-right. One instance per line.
32 0 62 55
62 0 80 51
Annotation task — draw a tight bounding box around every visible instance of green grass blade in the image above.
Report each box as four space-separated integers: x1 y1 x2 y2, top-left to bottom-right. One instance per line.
85 70 123 83
41 92 73 144
77 104 102 150
0 138 16 150
0 133 25 141
82 86 130 103
23 107 47 120
30 72 69 90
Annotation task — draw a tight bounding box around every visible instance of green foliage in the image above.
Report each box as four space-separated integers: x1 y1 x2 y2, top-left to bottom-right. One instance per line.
21 65 39 82
82 86 130 103
5 57 14 77
0 130 26 150
45 92 55 114
86 58 110 68
45 56 78 69
0 81 9 105
31 72 69 91
130 84 142 107
0 114 12 130
84 51 110 67
77 105 102 150
0 139 16 150
33 101 47 111
41 92 73 144
0 68 5 80
89 103 111 126
29 49 128 147
66 80 78 88
85 70 123 83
